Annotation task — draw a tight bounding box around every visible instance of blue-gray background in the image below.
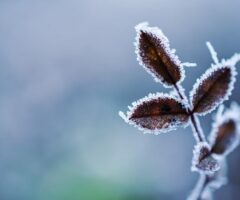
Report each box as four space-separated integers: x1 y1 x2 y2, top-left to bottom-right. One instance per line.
0 0 240 199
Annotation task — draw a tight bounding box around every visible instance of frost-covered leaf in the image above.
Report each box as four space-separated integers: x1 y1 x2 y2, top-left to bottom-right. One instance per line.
211 119 239 156
196 156 219 173
135 22 184 87
119 93 189 134
209 103 240 156
190 63 236 115
188 160 227 200
192 142 220 173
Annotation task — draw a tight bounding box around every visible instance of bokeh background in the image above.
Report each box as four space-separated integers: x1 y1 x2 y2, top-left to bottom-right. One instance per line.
0 0 240 199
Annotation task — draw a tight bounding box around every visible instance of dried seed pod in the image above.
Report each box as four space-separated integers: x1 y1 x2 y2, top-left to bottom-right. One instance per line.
119 93 189 134
135 22 185 87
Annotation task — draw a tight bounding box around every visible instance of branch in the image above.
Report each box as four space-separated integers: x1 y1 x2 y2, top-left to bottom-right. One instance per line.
173 83 205 143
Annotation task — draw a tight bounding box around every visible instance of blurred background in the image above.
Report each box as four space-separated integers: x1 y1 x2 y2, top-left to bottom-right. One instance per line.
0 0 240 199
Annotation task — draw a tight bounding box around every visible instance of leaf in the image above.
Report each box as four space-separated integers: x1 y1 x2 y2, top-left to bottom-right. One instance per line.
119 93 189 134
135 22 184 87
209 103 240 156
197 160 227 200
211 119 238 155
192 142 220 173
190 64 236 115
188 160 227 200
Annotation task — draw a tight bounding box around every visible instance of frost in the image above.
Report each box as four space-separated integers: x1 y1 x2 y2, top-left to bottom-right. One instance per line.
119 92 190 135
190 115 206 143
121 22 240 200
187 174 208 200
221 53 240 68
213 104 225 122
205 159 228 190
190 60 237 116
176 83 190 107
171 48 176 54
169 84 188 104
190 42 240 116
135 22 185 87
209 103 240 157
206 42 219 65
119 111 129 123
182 62 197 67
169 89 179 99
191 142 220 173
188 160 228 200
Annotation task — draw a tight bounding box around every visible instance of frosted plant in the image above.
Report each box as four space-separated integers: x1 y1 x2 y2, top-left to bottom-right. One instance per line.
119 22 240 200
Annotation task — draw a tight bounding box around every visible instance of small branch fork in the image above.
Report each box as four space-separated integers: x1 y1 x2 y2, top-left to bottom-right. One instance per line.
173 83 205 143
173 42 222 144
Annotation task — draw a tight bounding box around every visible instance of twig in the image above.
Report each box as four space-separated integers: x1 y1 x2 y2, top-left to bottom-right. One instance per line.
173 83 205 143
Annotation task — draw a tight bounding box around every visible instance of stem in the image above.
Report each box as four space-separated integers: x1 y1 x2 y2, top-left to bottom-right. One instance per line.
173 83 209 200
173 83 205 143
188 174 210 200
190 114 204 143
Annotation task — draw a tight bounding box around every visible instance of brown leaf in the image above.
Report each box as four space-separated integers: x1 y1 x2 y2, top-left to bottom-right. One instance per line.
196 155 220 173
122 93 189 133
211 119 239 155
190 65 236 115
192 142 220 173
135 23 184 87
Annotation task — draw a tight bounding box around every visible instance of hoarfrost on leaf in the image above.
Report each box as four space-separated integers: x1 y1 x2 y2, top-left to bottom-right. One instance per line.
120 22 240 200
209 103 240 157
135 22 185 87
191 142 220 173
190 62 237 116
119 93 190 134
190 114 206 143
205 159 228 190
188 160 228 200
187 174 210 200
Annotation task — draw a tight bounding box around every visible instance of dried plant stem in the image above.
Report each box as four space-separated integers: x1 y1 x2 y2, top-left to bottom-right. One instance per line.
173 83 205 143
174 82 217 200
188 174 210 200
190 114 204 143
174 83 209 200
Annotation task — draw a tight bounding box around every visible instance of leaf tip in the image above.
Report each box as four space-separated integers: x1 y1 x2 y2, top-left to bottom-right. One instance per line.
119 111 129 123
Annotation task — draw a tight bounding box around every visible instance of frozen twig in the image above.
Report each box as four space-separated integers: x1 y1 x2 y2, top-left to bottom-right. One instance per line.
120 22 240 200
